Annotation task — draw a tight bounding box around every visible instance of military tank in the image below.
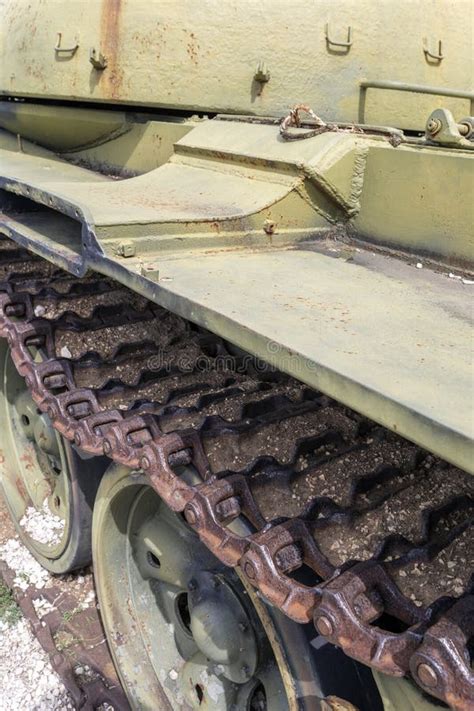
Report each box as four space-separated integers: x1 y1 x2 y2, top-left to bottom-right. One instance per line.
0 1 472 709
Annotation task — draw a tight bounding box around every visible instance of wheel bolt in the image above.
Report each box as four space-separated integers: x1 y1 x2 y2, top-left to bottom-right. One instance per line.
417 662 438 688
315 614 334 637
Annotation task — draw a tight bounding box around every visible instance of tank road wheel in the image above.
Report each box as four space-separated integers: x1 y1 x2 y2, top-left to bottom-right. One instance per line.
93 464 305 711
0 341 106 572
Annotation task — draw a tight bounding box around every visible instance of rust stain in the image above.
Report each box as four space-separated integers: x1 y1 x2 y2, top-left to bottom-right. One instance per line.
15 475 28 501
99 0 124 99
186 31 200 66
19 443 36 471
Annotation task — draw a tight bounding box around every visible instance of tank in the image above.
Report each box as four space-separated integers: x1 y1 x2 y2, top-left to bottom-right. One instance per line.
0 1 472 710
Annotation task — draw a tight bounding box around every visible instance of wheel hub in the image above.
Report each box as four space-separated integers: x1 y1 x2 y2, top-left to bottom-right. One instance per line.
0 340 106 572
15 390 60 457
93 466 289 711
187 571 257 683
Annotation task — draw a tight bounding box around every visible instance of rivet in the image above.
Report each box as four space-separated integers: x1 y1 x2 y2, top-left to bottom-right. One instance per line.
417 662 438 688
315 614 334 637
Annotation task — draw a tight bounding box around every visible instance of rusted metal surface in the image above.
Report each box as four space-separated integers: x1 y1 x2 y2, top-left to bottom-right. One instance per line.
279 104 402 146
0 236 472 710
99 0 123 100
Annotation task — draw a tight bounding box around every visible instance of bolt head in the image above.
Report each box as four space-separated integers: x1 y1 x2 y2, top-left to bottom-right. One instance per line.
184 504 198 526
417 662 438 688
241 664 250 678
426 117 441 136
263 218 275 235
315 614 334 637
243 560 256 581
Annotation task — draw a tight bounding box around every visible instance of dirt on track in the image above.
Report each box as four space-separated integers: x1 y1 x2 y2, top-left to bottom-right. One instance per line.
0 497 129 711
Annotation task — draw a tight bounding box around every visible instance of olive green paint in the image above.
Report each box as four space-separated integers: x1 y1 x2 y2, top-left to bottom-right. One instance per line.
1 0 473 131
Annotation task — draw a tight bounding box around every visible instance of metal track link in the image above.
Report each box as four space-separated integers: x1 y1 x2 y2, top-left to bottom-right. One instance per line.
0 237 472 710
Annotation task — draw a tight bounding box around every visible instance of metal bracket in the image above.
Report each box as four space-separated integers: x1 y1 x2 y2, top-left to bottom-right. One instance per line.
254 60 270 84
423 38 443 61
54 32 79 56
425 108 474 148
325 23 352 49
89 48 108 70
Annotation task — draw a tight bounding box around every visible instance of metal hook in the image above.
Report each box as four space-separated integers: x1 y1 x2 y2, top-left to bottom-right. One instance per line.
325 23 353 49
423 38 443 61
54 32 79 55
89 48 107 70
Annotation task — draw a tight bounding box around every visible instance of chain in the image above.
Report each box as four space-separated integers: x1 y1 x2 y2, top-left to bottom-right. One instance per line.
0 239 472 710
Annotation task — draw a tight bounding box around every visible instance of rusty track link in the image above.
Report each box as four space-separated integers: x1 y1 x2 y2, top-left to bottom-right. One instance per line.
0 238 472 710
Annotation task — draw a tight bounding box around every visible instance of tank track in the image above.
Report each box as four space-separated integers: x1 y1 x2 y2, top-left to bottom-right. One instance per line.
0 237 472 710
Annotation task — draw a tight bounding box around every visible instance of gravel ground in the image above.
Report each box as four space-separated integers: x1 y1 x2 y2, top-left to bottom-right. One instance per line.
0 507 75 711
0 616 75 710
